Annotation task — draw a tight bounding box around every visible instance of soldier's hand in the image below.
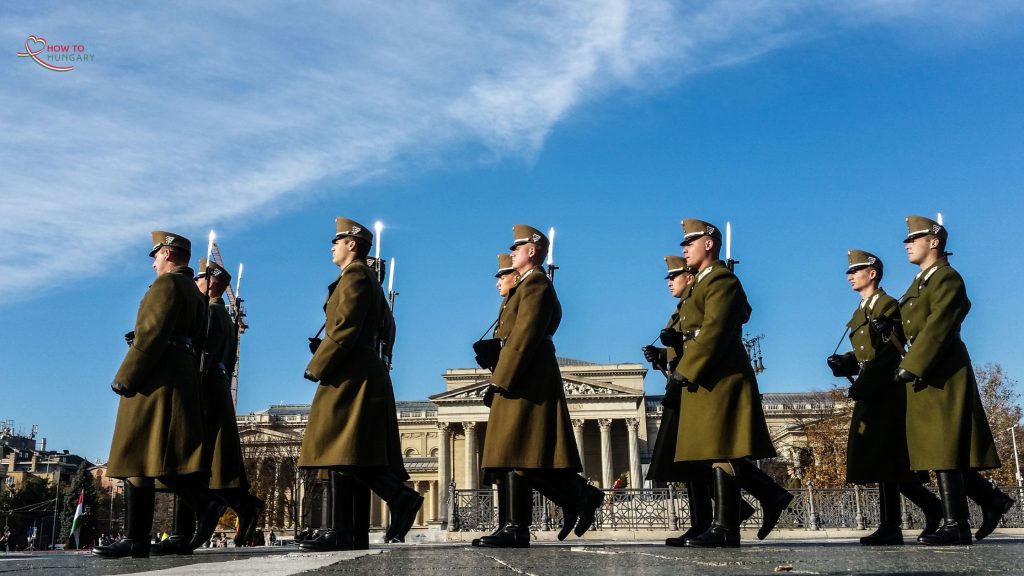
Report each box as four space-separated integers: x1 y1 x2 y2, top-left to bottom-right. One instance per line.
659 329 682 349
894 368 918 386
308 337 322 355
870 316 895 338
826 354 845 377
110 381 135 398
661 380 681 410
642 346 665 371
303 370 319 383
482 385 500 408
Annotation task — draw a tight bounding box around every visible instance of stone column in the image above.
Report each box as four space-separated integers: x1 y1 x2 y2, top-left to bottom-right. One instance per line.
463 421 479 489
569 420 585 455
437 423 451 526
428 480 437 522
415 481 425 526
626 418 642 490
598 418 614 489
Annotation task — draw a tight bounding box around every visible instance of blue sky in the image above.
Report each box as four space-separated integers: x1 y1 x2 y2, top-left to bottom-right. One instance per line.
2 2 1023 463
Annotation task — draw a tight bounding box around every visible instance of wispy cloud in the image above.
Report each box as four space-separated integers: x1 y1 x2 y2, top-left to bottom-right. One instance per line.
1 0 1021 300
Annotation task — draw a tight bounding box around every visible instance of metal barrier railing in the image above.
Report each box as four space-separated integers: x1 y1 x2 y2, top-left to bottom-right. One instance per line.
448 484 1024 532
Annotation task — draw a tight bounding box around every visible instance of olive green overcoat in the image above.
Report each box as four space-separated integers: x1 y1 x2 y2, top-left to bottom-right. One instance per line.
898 259 1000 471
481 267 582 471
647 298 710 483
108 266 208 479
840 289 921 484
298 261 407 478
673 262 776 462
202 297 248 489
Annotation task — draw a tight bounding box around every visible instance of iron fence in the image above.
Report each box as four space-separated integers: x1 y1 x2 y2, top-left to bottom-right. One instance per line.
449 484 1024 532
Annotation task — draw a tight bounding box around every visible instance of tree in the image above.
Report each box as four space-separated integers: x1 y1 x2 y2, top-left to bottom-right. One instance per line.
800 386 852 488
59 465 100 548
976 363 1024 487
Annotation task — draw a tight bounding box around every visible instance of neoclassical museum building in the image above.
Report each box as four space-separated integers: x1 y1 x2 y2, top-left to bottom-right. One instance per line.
236 358 833 533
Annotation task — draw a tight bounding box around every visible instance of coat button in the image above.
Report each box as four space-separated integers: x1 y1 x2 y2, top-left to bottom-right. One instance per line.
859 345 864 350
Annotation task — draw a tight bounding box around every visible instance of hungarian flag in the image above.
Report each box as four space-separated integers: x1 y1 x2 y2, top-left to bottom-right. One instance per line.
70 490 84 548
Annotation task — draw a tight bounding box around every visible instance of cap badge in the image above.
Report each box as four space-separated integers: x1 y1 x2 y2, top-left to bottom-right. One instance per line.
706 225 715 235
931 224 941 234
531 233 541 242
164 235 176 244
867 257 876 265
351 226 362 235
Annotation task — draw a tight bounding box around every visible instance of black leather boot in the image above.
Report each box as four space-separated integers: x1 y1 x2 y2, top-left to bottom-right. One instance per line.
733 458 793 540
479 474 530 548
158 475 226 552
522 471 578 540
473 474 508 547
351 468 423 543
899 481 942 542
685 467 740 548
301 472 354 551
860 483 903 545
964 470 1014 541
352 481 371 550
920 471 971 546
92 482 153 558
152 496 194 556
666 480 711 547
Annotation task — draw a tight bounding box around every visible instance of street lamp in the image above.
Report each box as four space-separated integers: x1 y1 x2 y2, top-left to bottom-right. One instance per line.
1007 425 1023 499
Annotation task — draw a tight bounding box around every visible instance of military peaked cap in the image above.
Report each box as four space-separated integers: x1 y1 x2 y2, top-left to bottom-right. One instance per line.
664 255 695 279
509 224 550 251
679 219 722 246
846 250 882 274
333 217 373 244
904 215 947 243
196 257 232 283
149 231 191 257
496 253 515 277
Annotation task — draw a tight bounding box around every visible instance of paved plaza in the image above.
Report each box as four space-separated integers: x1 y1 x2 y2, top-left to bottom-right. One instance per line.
2 535 1023 575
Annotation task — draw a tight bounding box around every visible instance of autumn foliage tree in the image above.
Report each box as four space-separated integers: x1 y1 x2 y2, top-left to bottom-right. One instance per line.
976 363 1024 487
800 386 852 488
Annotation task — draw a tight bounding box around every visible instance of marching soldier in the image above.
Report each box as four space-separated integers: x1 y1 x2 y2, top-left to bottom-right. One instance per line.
670 219 790 548
298 218 421 550
472 254 537 546
892 216 1013 545
478 225 604 548
644 256 756 546
826 250 941 545
94 232 224 559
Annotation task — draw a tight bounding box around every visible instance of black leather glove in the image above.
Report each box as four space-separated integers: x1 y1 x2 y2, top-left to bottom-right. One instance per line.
124 331 135 347
308 337 322 355
111 381 135 398
659 328 683 349
846 384 864 401
303 370 319 383
870 315 895 338
642 345 666 371
483 385 500 408
669 372 698 393
661 379 681 410
826 354 858 378
895 368 925 391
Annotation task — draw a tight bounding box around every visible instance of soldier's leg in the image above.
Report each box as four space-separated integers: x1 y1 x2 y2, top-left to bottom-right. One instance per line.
732 458 794 540
519 471 578 541
478 472 531 548
666 479 711 547
686 463 741 548
349 468 422 543
151 496 195 556
351 480 371 550
158 473 226 551
299 472 353 551
472 473 508 547
963 470 1015 541
92 478 154 558
860 483 903 545
522 469 604 538
898 481 941 541
920 471 971 546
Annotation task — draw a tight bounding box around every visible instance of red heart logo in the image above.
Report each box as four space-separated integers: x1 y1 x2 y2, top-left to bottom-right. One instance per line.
25 35 46 55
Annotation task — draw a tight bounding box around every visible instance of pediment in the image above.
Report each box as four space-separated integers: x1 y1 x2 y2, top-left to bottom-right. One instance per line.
431 375 641 402
238 426 303 443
